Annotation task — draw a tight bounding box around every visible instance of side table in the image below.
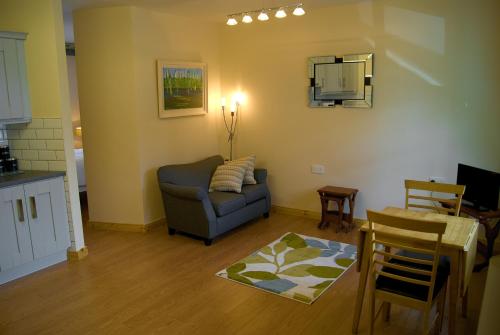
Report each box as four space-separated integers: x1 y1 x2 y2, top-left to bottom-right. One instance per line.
317 186 358 232
460 206 500 271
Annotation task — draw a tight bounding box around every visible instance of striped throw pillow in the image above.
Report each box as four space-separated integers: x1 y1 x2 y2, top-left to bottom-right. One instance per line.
235 155 257 185
209 160 249 193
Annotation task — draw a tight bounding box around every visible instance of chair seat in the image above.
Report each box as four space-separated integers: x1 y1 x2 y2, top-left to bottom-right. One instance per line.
376 255 449 301
396 250 450 273
209 192 246 216
241 184 268 204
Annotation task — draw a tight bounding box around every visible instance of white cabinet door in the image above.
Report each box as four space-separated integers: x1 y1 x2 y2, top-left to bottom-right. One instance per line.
24 178 70 259
0 185 34 272
0 33 31 122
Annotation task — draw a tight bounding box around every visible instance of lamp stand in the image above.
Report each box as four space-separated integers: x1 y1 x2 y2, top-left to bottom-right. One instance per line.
222 103 238 161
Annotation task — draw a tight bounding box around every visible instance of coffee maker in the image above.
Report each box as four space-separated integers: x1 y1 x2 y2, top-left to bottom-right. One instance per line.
0 145 19 175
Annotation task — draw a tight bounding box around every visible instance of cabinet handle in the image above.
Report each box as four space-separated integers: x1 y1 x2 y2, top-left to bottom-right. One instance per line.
29 196 37 219
16 199 25 222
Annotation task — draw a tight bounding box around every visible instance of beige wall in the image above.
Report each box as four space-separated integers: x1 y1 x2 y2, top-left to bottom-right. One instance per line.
131 8 221 223
220 0 500 218
74 7 220 225
0 0 85 250
74 7 145 225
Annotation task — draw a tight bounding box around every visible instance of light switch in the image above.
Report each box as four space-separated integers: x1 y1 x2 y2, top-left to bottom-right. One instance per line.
311 164 325 174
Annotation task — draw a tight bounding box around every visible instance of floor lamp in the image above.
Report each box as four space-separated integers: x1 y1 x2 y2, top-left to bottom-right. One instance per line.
221 97 239 161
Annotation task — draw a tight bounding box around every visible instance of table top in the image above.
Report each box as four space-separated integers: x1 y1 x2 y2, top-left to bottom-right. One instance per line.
359 207 478 250
317 185 358 197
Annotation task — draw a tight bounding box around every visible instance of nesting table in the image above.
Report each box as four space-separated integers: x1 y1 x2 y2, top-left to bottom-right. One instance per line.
317 185 358 232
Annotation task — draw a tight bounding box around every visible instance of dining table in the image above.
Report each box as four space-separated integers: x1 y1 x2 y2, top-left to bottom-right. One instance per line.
351 207 479 335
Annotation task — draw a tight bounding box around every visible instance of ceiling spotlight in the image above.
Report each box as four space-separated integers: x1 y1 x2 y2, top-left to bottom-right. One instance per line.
242 13 253 23
257 11 269 21
293 5 305 16
226 17 238 25
275 8 287 18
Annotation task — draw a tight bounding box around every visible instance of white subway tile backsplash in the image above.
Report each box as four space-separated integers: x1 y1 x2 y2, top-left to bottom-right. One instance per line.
49 160 66 171
56 150 65 160
36 129 54 139
22 150 39 160
18 160 31 170
19 129 37 139
45 139 64 150
43 119 62 129
39 150 56 160
6 130 20 139
31 160 49 171
27 119 43 129
29 140 47 150
10 139 30 149
53 129 63 139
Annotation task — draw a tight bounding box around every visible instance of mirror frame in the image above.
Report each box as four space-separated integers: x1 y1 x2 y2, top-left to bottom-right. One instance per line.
308 53 373 108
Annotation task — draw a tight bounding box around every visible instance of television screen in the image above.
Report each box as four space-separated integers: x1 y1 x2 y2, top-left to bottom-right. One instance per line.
457 164 500 210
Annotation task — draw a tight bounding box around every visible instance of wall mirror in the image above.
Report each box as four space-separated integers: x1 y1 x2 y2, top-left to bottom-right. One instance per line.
308 53 373 108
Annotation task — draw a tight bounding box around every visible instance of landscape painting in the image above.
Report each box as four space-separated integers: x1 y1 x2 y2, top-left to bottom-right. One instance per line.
157 61 207 118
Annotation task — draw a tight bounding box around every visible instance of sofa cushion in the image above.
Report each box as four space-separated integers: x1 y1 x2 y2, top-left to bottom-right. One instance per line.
209 192 246 216
209 160 249 193
241 184 268 204
234 154 257 185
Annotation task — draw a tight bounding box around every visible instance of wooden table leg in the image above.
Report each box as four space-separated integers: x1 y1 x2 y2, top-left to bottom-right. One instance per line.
348 195 355 231
318 195 329 229
338 198 345 232
448 251 460 335
352 230 369 334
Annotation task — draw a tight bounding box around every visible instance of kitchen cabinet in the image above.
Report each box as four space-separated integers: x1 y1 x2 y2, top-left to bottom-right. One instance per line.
0 176 69 284
0 31 32 124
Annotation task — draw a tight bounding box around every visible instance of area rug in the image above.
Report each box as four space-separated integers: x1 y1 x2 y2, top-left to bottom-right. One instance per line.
216 232 357 304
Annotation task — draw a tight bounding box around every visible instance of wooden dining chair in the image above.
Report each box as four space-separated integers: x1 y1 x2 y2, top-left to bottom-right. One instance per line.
405 179 465 216
366 210 449 335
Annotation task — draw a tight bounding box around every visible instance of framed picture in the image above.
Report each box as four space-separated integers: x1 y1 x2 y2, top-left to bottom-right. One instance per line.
157 60 207 118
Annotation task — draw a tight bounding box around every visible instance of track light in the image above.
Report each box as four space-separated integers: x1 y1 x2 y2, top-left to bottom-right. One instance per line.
257 11 269 21
226 3 305 26
226 17 238 26
242 14 253 23
293 5 305 16
275 8 287 18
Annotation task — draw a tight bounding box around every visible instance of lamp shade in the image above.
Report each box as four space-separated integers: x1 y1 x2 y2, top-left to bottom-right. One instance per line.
275 8 287 18
226 17 238 25
242 14 253 23
293 6 305 16
257 11 269 21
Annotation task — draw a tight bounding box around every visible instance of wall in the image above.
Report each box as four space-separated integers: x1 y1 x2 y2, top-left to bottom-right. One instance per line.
131 8 221 223
0 0 85 251
66 55 82 149
74 7 221 225
220 0 500 218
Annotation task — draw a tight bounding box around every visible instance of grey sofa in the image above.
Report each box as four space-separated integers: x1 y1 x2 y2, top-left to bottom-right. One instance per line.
157 155 271 245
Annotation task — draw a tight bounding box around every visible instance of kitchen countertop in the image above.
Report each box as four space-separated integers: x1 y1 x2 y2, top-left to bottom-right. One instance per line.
0 170 65 189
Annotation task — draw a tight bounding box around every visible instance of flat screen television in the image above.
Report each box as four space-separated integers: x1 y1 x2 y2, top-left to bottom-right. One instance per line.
457 163 500 210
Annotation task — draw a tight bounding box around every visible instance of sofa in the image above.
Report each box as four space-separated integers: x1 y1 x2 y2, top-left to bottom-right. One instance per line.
157 155 271 245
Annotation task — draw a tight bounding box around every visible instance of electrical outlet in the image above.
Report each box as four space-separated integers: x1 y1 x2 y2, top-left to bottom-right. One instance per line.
311 164 325 174
429 176 445 183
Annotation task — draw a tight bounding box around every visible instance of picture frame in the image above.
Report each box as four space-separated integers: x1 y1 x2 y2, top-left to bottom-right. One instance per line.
156 60 207 118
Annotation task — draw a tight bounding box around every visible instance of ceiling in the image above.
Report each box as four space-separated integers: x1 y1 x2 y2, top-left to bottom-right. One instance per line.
62 0 363 42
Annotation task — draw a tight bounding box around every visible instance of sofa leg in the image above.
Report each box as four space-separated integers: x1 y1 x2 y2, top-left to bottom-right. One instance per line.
263 212 270 218
204 238 213 246
168 227 176 235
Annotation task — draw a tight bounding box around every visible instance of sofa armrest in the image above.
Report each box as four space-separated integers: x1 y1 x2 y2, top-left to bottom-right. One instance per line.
159 182 208 201
254 168 267 184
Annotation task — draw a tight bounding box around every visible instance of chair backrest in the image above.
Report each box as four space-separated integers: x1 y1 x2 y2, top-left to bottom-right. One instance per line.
157 155 224 191
405 179 465 216
366 210 447 305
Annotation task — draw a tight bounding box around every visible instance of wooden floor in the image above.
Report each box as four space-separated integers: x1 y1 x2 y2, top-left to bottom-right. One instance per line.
0 212 488 335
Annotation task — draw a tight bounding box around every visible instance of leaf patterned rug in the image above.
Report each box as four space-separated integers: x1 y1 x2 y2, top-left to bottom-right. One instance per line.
216 232 357 304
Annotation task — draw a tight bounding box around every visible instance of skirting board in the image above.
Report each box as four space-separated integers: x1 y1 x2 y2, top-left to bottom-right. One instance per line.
271 205 365 227
67 246 89 261
89 218 166 233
